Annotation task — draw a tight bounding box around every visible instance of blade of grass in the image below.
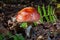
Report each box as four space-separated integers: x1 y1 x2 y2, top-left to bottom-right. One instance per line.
42 4 46 16
48 5 54 23
51 6 55 23
38 5 42 16
50 6 56 23
52 9 57 22
48 5 51 15
38 5 43 23
42 4 49 22
48 5 52 22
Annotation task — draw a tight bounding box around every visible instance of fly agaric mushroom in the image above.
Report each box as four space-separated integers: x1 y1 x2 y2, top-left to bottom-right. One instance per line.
16 7 40 37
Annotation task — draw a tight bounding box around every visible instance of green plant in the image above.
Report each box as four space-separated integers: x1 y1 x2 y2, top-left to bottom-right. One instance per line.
33 22 38 26
48 5 53 22
47 5 57 23
7 32 25 40
20 22 38 28
20 22 28 29
13 34 25 40
38 4 57 23
38 5 43 23
57 4 60 8
42 4 49 22
51 0 57 2
0 34 4 40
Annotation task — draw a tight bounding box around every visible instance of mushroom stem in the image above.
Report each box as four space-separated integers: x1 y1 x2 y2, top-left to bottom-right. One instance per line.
25 25 32 37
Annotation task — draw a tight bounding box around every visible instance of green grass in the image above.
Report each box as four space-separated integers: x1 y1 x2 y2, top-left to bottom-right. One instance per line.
38 5 43 23
38 4 57 23
42 4 49 22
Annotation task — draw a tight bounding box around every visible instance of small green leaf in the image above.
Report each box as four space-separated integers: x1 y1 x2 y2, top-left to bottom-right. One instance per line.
0 34 4 40
42 4 49 22
38 5 42 16
13 35 18 40
48 5 51 15
52 9 57 22
13 34 25 40
38 5 43 23
48 5 53 22
34 22 38 26
42 4 46 16
20 22 28 29
7 32 13 38
50 6 54 23
57 4 60 8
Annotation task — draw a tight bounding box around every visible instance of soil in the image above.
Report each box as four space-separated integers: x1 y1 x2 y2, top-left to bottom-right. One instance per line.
0 0 60 40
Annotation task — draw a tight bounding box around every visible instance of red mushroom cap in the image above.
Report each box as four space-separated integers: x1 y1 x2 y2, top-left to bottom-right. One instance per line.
16 7 40 22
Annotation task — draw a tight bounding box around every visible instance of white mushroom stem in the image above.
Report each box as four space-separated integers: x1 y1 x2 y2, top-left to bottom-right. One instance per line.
11 17 16 22
25 25 32 37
